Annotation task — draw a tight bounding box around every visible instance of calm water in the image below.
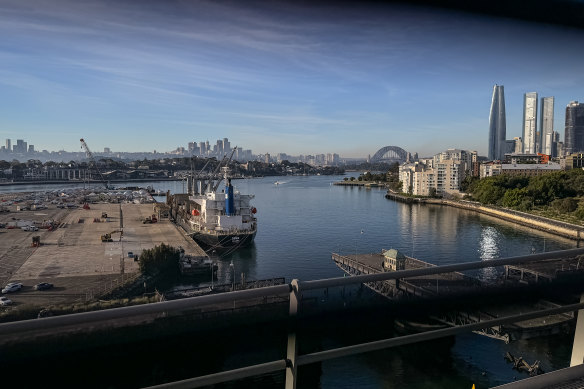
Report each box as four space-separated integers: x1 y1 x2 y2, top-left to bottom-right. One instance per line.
2 176 577 388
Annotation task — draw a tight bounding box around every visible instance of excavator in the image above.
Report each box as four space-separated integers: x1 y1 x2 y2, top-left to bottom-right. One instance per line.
100 230 123 242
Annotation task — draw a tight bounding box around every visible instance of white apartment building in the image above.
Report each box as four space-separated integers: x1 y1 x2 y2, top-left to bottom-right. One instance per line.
400 149 470 196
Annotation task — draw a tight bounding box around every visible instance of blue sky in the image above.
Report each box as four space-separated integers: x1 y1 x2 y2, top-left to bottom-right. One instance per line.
1 0 584 158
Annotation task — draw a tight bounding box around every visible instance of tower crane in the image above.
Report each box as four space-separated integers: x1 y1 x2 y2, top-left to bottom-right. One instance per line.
80 138 109 188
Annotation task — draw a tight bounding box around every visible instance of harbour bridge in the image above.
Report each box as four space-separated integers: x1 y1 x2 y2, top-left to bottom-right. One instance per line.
370 145 409 163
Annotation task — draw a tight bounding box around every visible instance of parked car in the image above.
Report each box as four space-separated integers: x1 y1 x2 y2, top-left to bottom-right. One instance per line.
34 282 54 291
0 296 13 306
127 252 134 258
2 282 22 293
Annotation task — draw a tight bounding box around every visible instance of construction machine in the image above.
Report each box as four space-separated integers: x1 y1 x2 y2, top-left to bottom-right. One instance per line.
101 230 123 242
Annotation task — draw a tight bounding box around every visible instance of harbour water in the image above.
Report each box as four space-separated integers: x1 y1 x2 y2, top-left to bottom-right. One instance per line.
3 175 578 387
157 174 577 388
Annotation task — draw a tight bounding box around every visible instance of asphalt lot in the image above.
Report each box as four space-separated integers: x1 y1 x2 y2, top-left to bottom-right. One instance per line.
0 198 205 308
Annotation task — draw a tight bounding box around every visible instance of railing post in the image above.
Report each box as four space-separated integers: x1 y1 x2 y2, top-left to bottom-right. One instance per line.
286 279 300 389
571 293 584 366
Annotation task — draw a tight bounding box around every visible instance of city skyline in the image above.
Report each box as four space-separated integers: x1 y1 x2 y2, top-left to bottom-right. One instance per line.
1 1 584 157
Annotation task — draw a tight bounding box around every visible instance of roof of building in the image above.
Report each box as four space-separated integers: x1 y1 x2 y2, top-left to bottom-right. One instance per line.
501 164 561 170
383 248 406 260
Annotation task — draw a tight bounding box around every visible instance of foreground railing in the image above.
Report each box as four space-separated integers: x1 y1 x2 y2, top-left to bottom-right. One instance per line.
2 248 584 388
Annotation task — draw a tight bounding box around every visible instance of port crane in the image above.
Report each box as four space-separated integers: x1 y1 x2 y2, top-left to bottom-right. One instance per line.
80 138 110 188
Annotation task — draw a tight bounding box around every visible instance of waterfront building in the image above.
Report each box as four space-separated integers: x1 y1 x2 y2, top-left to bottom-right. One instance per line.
481 162 560 178
480 162 502 178
488 85 507 161
522 92 538 154
565 101 584 155
400 149 469 196
503 154 541 164
382 249 406 271
502 163 561 176
540 97 555 155
399 162 425 195
471 151 480 177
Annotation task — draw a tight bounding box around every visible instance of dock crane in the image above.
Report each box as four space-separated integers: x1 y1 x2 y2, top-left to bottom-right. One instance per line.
80 138 110 188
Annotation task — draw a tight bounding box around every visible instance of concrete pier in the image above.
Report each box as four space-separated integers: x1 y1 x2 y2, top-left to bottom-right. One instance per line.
0 202 207 307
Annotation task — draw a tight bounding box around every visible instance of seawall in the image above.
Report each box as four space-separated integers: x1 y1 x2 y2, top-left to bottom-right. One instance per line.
385 192 584 241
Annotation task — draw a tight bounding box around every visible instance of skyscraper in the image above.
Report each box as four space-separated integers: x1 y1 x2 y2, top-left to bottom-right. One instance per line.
488 85 506 161
5 139 10 152
565 101 584 155
539 97 554 155
522 92 538 154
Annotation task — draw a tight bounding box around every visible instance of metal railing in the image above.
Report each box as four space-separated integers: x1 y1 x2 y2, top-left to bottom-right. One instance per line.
2 247 584 388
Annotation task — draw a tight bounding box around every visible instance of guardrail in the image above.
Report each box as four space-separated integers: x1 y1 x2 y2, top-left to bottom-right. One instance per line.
3 247 584 388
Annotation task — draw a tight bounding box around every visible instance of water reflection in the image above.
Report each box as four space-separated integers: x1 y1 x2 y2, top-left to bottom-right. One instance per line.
478 226 500 282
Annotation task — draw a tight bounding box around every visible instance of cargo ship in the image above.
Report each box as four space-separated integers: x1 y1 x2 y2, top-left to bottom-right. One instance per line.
185 167 257 250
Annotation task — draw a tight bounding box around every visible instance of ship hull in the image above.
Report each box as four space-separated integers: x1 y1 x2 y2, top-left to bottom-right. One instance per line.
193 230 256 250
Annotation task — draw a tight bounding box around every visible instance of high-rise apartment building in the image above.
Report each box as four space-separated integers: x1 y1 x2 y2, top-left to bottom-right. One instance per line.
539 97 554 155
223 138 230 154
488 85 506 161
5 139 11 152
565 101 584 155
522 92 538 154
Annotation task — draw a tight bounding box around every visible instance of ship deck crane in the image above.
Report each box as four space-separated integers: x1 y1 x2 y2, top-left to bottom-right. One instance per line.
211 147 237 192
80 138 110 188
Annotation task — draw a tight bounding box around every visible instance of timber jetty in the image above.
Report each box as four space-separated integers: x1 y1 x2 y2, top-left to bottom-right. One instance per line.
332 250 581 342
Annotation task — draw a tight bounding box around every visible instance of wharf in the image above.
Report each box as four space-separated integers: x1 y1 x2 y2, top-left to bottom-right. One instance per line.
332 252 479 298
505 257 584 283
0 201 207 307
333 181 385 187
332 251 578 342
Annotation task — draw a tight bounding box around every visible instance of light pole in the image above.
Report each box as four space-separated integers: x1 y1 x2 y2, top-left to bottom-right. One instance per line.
210 260 214 289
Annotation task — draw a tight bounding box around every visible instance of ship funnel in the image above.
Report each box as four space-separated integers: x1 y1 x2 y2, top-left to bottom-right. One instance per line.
225 178 235 216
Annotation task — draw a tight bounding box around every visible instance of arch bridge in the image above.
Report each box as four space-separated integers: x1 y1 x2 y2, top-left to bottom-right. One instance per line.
370 146 409 163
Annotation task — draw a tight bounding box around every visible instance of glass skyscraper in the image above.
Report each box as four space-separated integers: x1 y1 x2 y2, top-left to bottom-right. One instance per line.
539 96 554 155
565 101 584 155
488 85 506 161
522 92 538 154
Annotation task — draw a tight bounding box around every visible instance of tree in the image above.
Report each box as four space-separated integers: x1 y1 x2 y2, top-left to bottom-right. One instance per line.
502 188 528 208
138 243 181 275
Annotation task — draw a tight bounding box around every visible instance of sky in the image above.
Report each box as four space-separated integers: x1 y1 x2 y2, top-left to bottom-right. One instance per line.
1 0 584 158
